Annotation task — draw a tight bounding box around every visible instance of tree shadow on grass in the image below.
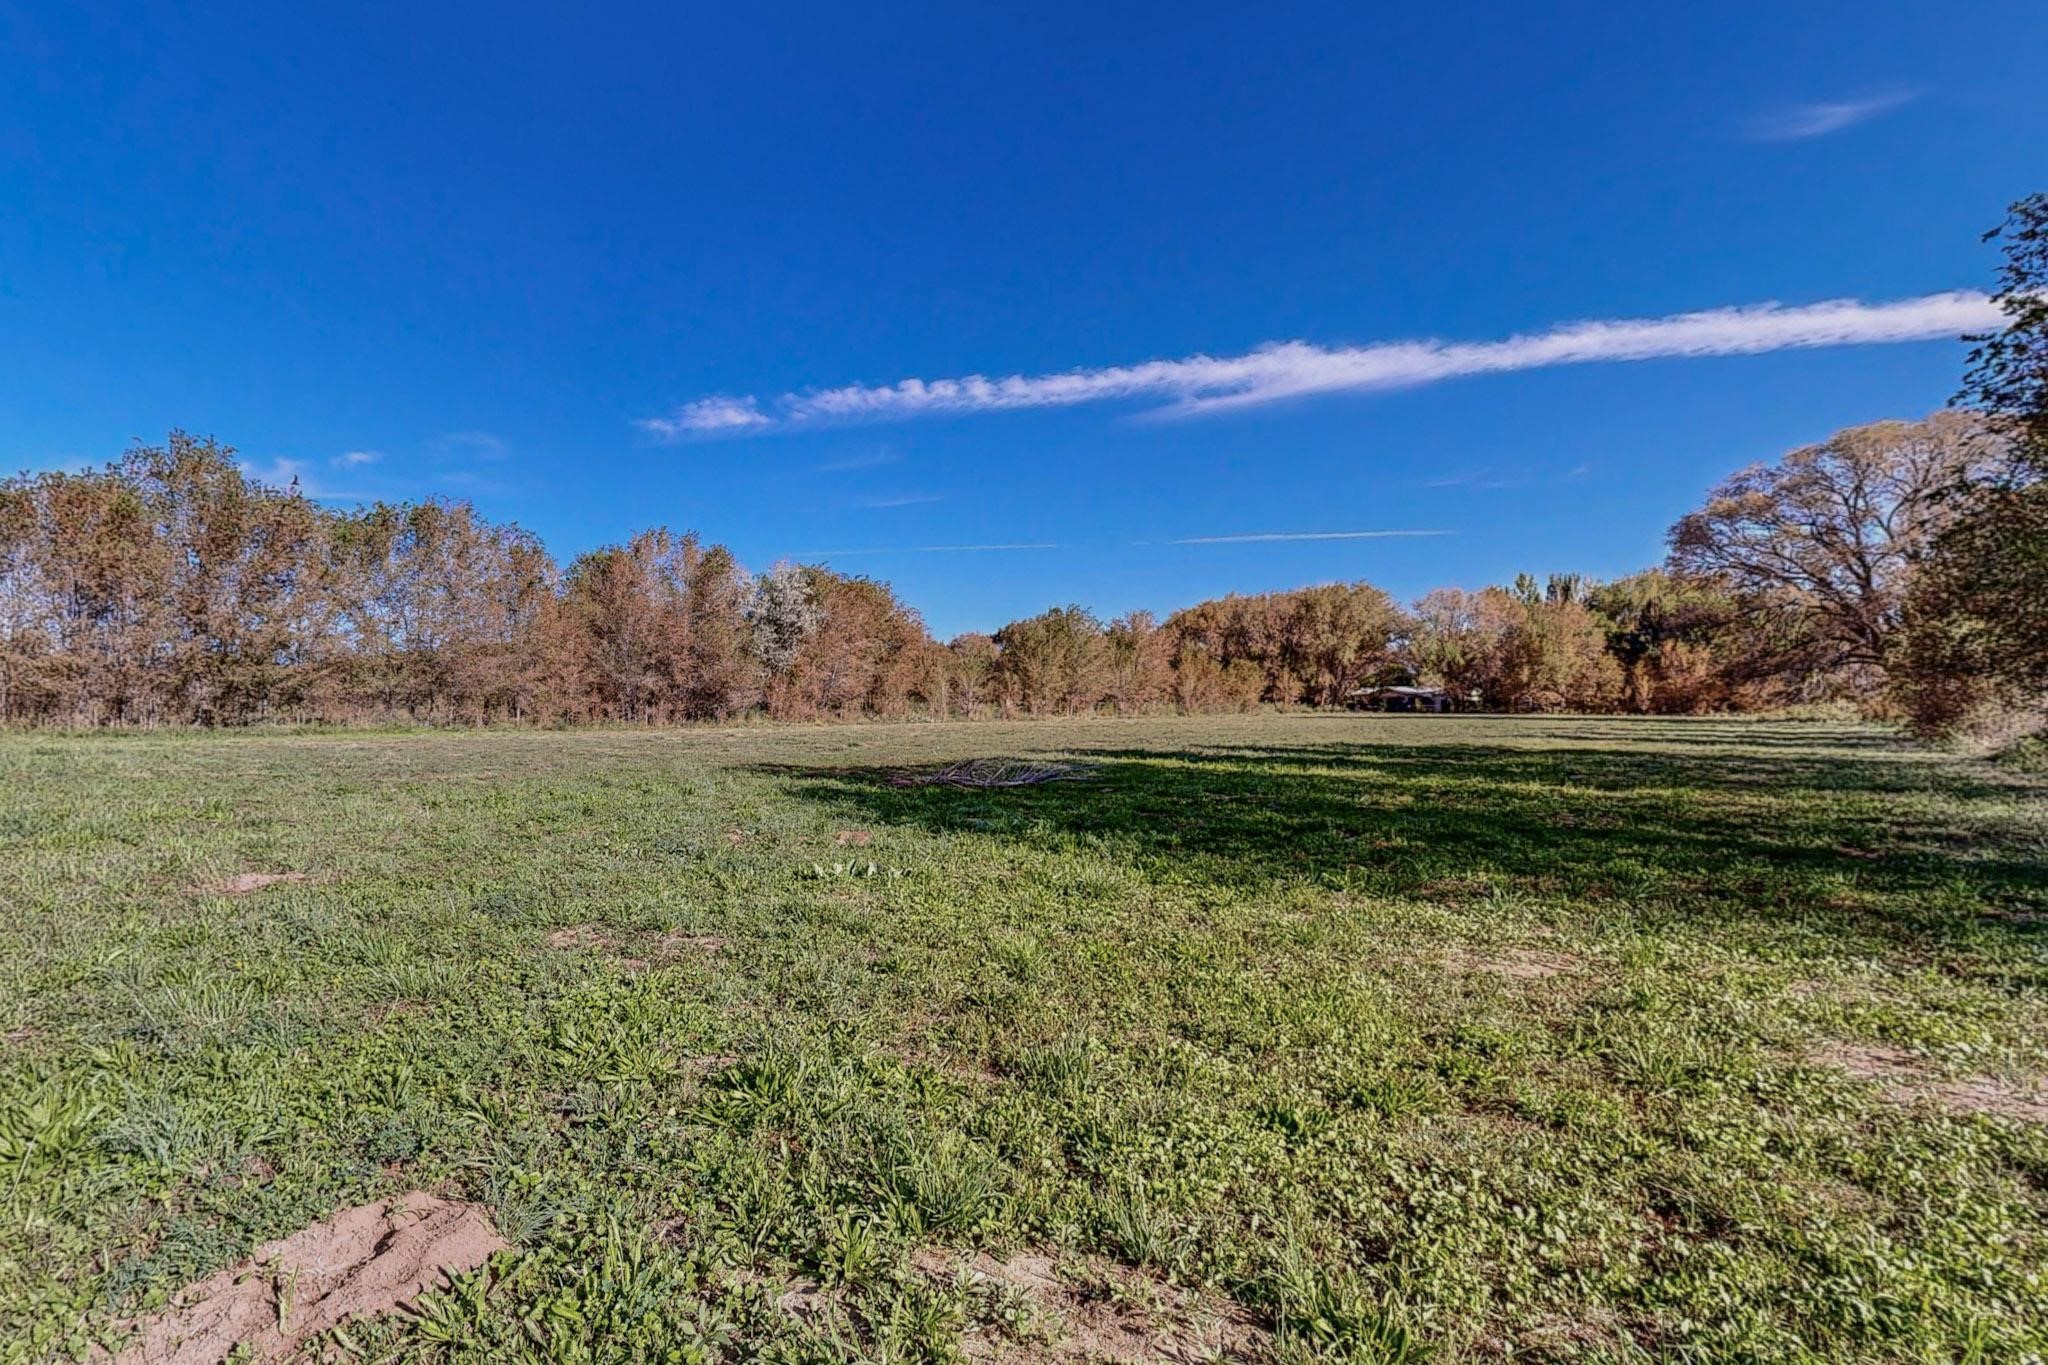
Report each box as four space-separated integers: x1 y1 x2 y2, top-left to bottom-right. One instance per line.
750 733 2047 956
1151 737 2014 800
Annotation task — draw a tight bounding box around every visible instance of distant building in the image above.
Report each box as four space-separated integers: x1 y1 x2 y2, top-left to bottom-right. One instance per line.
1346 684 1460 712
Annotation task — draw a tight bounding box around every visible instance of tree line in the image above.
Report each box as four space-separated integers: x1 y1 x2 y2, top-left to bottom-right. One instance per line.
4 196 2042 736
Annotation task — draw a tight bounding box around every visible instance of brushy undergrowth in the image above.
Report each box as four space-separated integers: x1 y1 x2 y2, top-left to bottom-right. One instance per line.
1 715 2044 1362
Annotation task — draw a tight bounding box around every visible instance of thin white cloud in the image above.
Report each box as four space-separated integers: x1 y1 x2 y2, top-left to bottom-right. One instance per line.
1422 461 1591 491
332 449 383 467
1745 92 1917 141
854 493 944 509
638 396 770 437
1169 530 1449 545
796 543 1059 557
1422 472 1522 490
815 448 903 472
642 291 1998 437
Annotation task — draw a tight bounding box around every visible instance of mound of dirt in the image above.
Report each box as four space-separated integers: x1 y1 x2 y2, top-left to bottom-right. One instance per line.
1815 1042 2048 1124
111 1192 507 1364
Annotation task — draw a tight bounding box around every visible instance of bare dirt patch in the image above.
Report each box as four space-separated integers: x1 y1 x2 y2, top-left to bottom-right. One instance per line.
659 931 726 954
110 1191 507 1364
922 1247 1267 1363
775 1276 834 1319
1814 1042 2048 1123
678 1052 739 1077
1443 947 1581 980
213 872 309 896
366 999 434 1025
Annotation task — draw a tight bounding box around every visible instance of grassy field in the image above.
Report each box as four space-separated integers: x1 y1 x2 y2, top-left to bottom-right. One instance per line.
2 715 2045 1363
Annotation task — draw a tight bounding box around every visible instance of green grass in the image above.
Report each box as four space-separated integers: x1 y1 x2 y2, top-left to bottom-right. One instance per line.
2 715 2045 1363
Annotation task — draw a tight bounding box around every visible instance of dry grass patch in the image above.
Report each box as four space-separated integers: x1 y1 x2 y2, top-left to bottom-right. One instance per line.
1441 946 1582 980
546 925 723 973
212 872 309 896
544 924 615 951
659 931 726 954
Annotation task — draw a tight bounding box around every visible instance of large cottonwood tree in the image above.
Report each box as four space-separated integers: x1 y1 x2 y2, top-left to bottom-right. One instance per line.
1667 411 2002 671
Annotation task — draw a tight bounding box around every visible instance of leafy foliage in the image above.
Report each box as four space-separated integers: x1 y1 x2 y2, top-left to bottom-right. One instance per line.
1 408 2034 729
1892 192 2048 736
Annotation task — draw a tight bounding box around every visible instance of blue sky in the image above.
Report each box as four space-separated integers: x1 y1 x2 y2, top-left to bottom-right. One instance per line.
4 3 2042 638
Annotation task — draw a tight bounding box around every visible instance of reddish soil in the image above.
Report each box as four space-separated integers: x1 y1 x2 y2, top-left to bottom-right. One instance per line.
110 1192 507 1364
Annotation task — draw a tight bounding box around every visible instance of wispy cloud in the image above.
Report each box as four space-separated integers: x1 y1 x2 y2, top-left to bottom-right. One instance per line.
638 396 770 437
642 291 1997 437
1167 530 1449 545
815 448 904 473
854 492 944 509
1422 473 1525 490
1744 92 1917 141
332 449 383 467
1422 461 1591 491
795 543 1059 557
435 430 510 459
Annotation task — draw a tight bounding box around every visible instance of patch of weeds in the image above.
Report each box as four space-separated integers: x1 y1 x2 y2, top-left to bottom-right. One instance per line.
1267 1251 1432 1364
